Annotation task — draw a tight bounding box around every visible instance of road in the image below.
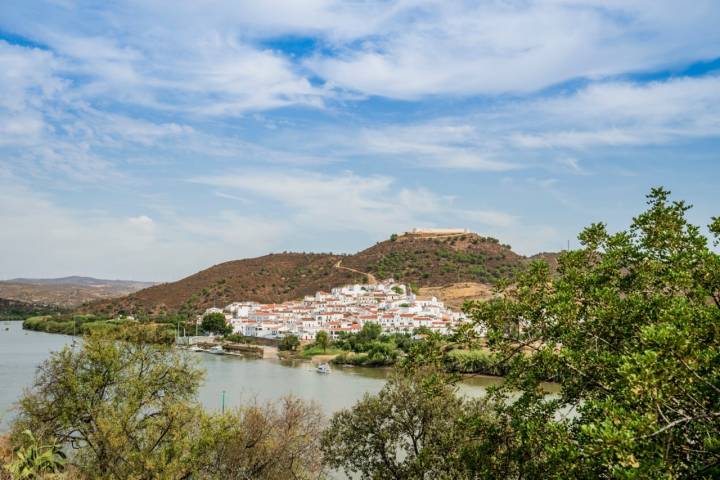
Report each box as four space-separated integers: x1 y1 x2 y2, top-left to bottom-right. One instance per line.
334 260 377 285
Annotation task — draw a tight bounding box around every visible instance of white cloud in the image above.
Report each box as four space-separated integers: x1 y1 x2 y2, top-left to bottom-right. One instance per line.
358 125 517 171
334 74 720 170
306 0 720 98
510 75 720 149
0 175 287 280
191 170 518 235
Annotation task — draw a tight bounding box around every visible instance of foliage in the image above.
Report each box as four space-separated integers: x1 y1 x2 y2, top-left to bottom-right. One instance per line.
321 368 473 479
326 188 719 478
191 397 324 480
331 323 417 366
22 315 175 343
333 341 399 367
0 299 64 322
278 334 300 351
443 349 507 376
463 187 720 478
10 330 324 479
4 430 65 479
12 331 204 478
201 312 232 335
314 330 329 352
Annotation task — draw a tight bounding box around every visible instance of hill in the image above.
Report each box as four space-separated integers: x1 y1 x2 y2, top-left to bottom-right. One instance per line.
85 232 542 317
8 276 155 289
0 277 155 308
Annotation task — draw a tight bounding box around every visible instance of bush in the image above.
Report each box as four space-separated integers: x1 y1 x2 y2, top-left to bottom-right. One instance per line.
443 349 507 376
278 334 300 351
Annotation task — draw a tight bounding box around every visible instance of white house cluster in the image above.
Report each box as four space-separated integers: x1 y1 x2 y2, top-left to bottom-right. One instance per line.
201 281 468 340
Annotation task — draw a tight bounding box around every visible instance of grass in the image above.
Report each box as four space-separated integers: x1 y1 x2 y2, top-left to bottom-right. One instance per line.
300 345 345 358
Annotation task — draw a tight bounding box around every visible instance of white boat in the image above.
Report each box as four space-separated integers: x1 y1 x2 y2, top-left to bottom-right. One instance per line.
316 363 331 374
208 345 225 355
189 345 203 352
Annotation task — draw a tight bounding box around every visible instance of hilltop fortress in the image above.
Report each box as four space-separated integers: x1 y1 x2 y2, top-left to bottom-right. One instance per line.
405 228 470 236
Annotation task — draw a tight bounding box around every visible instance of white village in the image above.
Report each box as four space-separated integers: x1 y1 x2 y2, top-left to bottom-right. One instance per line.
201 280 469 341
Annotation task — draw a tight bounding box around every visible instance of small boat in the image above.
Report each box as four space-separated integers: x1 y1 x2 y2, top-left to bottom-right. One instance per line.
208 345 225 355
189 345 203 352
316 363 331 374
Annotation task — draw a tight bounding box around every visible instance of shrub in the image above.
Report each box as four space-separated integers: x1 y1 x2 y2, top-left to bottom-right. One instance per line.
443 349 507 376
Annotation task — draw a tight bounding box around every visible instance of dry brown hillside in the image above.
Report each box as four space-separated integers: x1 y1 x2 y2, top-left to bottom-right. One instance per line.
85 233 548 317
87 253 364 316
0 278 153 308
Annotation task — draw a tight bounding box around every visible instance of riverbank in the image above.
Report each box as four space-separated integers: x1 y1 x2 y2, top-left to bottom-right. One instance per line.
18 317 522 380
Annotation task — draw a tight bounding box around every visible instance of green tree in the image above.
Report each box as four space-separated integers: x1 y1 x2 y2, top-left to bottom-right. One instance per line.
278 334 300 351
10 330 325 479
321 368 470 479
463 187 720 478
12 331 204 478
315 330 329 352
358 322 381 342
201 312 232 335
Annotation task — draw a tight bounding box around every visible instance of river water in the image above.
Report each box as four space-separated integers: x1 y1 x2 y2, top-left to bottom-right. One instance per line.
0 321 504 432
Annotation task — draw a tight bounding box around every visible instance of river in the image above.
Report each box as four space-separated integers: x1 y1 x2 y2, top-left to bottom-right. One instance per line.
0 321 505 432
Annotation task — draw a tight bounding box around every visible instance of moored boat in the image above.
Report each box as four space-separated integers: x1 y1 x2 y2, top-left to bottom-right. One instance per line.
316 363 331 374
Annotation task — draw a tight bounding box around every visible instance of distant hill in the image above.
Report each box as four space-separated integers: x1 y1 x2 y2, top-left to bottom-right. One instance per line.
0 277 156 308
8 276 155 288
85 232 551 317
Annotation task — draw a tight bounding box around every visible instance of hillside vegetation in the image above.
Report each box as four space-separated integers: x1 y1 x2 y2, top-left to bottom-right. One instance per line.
0 298 64 321
84 233 537 317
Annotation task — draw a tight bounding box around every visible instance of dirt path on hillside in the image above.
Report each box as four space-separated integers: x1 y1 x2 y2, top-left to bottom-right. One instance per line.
334 260 377 284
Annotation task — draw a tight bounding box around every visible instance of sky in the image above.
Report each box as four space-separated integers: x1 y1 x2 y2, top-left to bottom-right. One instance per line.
1 0 719 282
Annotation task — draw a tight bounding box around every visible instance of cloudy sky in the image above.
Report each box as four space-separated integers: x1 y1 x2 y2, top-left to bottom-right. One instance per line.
1 1 719 281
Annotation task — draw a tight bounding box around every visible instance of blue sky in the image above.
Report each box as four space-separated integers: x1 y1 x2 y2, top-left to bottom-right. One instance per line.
0 0 719 281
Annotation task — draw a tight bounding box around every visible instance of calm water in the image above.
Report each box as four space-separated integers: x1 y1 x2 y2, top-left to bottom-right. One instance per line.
0 321 504 431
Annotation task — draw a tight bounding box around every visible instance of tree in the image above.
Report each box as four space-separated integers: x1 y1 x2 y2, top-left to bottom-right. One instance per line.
315 330 329 352
10 330 325 479
390 233 398 242
358 322 381 342
201 312 232 335
278 334 300 351
11 330 204 478
321 368 471 479
463 187 720 478
196 397 324 480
